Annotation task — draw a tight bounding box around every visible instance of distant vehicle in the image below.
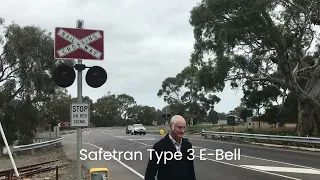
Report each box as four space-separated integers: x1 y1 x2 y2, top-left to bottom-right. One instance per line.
126 125 133 134
227 115 242 126
131 123 146 135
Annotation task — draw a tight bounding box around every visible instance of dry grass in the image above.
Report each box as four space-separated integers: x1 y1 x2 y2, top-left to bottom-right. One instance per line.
0 145 89 180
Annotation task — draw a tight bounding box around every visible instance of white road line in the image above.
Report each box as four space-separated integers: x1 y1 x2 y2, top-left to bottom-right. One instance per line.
63 140 100 148
201 156 301 180
190 144 320 171
102 131 303 180
185 136 320 155
240 165 320 175
103 132 320 172
113 136 133 138
117 143 138 148
88 130 97 144
127 139 156 141
110 135 155 140
107 133 151 147
88 130 145 179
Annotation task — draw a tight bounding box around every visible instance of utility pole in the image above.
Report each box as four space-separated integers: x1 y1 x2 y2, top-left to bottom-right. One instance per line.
164 95 169 125
52 18 106 180
76 19 83 180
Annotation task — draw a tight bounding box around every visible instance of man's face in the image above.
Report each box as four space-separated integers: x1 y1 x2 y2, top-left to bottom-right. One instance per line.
172 119 186 139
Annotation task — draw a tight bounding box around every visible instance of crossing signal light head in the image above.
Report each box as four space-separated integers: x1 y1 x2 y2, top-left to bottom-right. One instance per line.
85 66 107 88
52 64 76 88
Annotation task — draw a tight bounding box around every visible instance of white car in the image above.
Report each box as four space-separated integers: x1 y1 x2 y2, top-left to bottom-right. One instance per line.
131 124 146 135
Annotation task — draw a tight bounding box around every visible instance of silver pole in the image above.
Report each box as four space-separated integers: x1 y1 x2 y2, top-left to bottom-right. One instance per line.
0 122 19 177
166 106 168 123
76 19 83 180
164 95 168 124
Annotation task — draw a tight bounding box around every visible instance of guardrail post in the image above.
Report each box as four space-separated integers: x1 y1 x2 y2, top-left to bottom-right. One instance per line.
11 146 17 158
56 165 58 180
8 169 13 180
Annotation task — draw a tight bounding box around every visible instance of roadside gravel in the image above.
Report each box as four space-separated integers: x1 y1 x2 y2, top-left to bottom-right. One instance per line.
0 145 89 180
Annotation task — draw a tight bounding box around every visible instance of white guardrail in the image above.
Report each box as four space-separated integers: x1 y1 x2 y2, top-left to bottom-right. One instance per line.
14 137 63 151
201 130 320 144
4 128 92 154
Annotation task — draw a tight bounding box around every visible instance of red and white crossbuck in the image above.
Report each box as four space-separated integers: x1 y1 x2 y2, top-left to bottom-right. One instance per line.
54 27 104 60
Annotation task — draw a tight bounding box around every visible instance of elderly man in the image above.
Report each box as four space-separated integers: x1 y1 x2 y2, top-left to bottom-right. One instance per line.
144 115 196 180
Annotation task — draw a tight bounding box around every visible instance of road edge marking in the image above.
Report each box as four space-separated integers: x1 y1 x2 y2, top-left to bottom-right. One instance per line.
101 130 301 180
239 165 320 175
200 156 301 180
192 144 320 171
88 130 145 179
184 136 320 156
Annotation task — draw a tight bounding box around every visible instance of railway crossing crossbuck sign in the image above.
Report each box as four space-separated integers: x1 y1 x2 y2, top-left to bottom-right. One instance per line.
54 27 104 60
53 20 105 180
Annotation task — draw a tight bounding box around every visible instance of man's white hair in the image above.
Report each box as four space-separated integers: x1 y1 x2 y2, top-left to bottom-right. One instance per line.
170 115 185 130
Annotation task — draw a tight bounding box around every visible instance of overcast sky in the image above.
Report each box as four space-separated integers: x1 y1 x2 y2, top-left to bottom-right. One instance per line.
0 0 243 113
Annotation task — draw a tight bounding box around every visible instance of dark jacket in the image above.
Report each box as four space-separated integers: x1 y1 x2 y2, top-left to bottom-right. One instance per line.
144 133 196 180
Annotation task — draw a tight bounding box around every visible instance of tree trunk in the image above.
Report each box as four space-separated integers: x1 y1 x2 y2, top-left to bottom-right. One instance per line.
295 71 320 137
277 52 320 137
296 99 320 136
294 74 320 136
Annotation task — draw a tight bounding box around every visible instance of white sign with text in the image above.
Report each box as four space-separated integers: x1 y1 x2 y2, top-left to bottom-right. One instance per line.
70 102 90 127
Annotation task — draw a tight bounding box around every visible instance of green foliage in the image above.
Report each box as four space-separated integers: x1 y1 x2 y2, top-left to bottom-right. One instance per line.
218 112 228 120
259 92 298 125
239 108 253 122
226 116 237 126
188 0 320 135
1 22 74 101
157 65 221 124
260 105 281 126
0 18 76 148
189 0 320 91
241 80 283 114
40 89 72 131
207 110 219 124
0 102 19 147
89 93 161 127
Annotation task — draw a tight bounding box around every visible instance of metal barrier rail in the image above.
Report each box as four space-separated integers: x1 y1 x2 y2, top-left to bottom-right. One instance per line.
4 137 63 154
3 127 92 154
201 131 320 144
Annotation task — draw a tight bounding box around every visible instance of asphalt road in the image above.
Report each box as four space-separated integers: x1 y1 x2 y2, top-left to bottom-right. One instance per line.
62 128 320 180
